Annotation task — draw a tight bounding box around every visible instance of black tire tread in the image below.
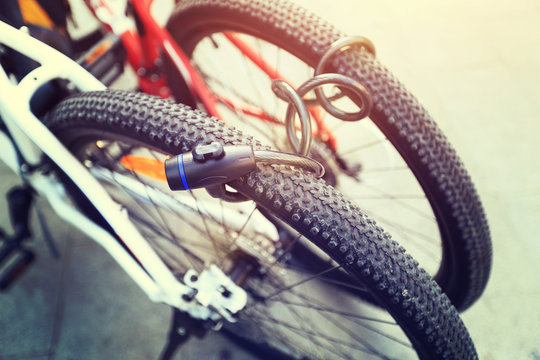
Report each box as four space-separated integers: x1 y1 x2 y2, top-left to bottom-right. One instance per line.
44 90 476 359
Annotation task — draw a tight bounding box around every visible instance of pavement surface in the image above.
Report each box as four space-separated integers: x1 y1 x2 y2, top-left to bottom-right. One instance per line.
1 0 540 359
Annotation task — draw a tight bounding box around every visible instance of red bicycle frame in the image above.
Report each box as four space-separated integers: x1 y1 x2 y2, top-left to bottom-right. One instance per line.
83 0 337 149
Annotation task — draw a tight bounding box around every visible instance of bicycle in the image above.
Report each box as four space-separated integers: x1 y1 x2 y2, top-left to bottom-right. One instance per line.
0 18 475 358
65 0 493 313
0 1 483 359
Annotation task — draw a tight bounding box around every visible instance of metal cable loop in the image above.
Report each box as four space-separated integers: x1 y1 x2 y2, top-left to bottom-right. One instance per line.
309 36 375 120
316 36 376 77
298 73 372 122
254 150 325 178
272 73 373 156
271 79 312 156
205 149 325 203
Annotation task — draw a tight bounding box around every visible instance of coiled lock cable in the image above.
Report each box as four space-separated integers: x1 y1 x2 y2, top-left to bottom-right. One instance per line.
165 142 324 194
165 36 375 201
272 35 376 156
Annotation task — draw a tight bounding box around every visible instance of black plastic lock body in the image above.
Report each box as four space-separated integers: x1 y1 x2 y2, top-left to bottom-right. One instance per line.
165 143 256 191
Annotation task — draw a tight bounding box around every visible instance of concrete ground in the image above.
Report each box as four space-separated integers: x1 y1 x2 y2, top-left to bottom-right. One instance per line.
1 0 540 358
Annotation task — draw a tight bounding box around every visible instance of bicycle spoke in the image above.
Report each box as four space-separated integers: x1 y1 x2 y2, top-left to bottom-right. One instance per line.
89 141 268 274
262 231 303 279
120 146 214 271
96 143 178 241
339 138 388 156
287 286 412 351
242 38 282 143
100 145 210 270
199 36 282 144
350 193 427 200
128 211 206 268
269 257 368 293
254 263 344 303
277 293 337 356
189 189 227 265
250 276 411 357
269 298 396 325
232 204 257 245
361 183 436 221
363 208 438 247
197 39 248 124
360 166 411 173
246 311 390 358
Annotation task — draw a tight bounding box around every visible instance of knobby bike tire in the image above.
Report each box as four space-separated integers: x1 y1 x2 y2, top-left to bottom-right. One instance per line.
166 0 492 311
43 90 476 359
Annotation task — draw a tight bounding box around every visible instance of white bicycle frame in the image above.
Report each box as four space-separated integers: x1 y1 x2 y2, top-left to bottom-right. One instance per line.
0 21 255 322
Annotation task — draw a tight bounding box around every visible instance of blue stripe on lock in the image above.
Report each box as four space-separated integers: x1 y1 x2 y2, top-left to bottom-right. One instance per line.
178 154 190 190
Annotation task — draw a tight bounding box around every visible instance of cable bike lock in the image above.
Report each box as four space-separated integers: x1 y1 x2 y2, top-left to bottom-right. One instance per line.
164 142 324 193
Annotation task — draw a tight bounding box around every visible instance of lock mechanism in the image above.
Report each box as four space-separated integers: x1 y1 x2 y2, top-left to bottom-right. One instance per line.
165 142 256 191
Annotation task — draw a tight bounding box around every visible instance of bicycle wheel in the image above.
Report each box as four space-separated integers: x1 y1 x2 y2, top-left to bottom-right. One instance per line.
166 0 492 311
44 90 476 359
